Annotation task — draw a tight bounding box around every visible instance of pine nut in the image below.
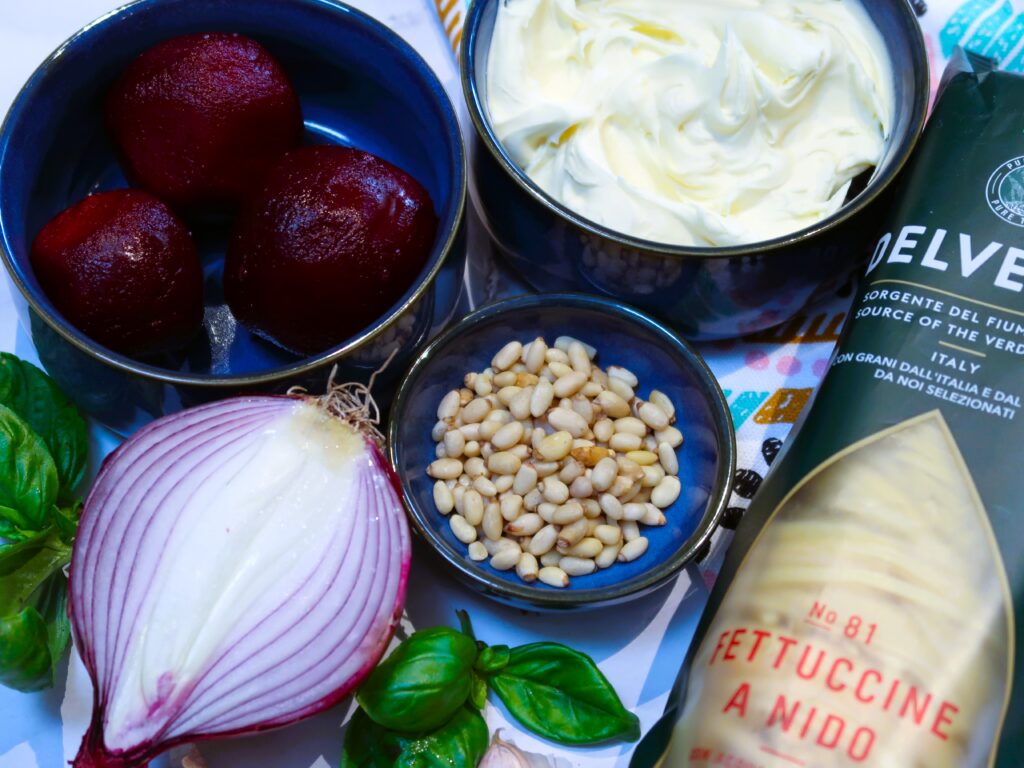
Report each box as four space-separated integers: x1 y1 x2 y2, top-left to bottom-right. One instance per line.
483 537 520 556
596 543 621 568
537 502 557 523
463 397 492 424
572 445 612 467
548 361 573 379
517 552 539 582
610 432 642 452
491 547 521 571
443 429 465 458
596 390 631 419
610 475 634 498
474 376 493 396
558 517 589 548
513 464 538 495
555 335 596 359
641 503 667 526
559 458 584 484
468 541 488 561
464 441 481 457
621 520 640 541
621 502 646 522
639 401 670 430
533 460 560 477
506 513 543 536
464 457 486 478
626 450 658 466
607 365 638 387
453 485 466 514
538 566 569 588
582 498 603 518
435 444 448 459
553 371 588 398
500 493 524 521
477 501 501 539
541 477 570 504
548 407 588 437
607 377 634 401
545 347 569 364
538 431 573 461
618 537 649 562
450 514 477 544
581 381 603 398
459 388 474 405
515 372 539 387
568 342 592 376
642 464 666 488
599 492 624 520
540 551 563 567
564 537 602 558
496 385 521 407
433 481 454 514
492 341 523 372
569 476 593 499
473 477 497 497
462 490 484 526
560 557 596 577
509 387 534 420
509 444 531 460
593 418 615 443
571 396 595 425
652 475 682 508
655 425 684 448
428 458 463 480
525 337 547 373
530 379 555 417
616 457 644 481
488 451 522 475
438 390 460 420
649 390 675 422
459 423 481 441
494 474 514 493
523 488 543 511
594 524 621 545
432 420 449 441
529 524 559 556
494 371 517 387
658 442 679 475
552 500 585 525
592 457 619 492
614 417 646 437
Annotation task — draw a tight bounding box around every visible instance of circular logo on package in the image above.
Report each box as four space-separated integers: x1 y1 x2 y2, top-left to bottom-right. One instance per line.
987 157 1024 227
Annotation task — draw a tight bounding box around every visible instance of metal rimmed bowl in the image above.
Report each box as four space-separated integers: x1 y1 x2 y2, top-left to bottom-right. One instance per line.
461 0 929 339
388 293 736 611
0 0 466 434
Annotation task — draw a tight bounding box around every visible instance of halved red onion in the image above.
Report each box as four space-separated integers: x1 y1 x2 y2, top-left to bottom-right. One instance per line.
69 395 411 767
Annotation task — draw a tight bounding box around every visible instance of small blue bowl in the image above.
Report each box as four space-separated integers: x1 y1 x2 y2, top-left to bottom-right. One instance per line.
388 294 736 611
0 0 465 434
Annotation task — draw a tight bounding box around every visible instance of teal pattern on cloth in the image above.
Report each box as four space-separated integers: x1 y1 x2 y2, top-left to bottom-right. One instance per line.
942 0 1024 68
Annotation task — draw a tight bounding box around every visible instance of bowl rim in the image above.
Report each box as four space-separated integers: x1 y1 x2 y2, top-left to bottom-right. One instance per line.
460 0 930 260
0 0 467 388
387 292 737 609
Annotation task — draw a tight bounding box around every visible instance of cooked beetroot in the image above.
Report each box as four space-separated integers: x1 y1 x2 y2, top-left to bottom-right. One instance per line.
30 189 204 356
224 146 437 355
105 32 303 210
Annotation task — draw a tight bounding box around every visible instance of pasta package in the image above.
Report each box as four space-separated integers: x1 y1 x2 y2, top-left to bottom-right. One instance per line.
634 54 1024 768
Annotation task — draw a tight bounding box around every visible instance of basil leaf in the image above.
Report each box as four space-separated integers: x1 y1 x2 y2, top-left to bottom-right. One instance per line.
341 707 488 768
0 354 88 501
0 404 60 536
357 627 478 732
0 529 70 614
490 643 640 745
0 606 52 692
395 707 489 768
475 644 510 675
468 671 488 710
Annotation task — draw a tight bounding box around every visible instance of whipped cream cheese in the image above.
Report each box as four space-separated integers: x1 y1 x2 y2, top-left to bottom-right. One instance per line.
486 0 894 247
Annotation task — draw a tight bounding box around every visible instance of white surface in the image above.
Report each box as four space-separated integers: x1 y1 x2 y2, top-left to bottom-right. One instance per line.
0 2 708 766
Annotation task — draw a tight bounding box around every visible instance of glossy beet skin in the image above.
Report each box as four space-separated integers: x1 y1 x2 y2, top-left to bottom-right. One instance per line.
30 189 204 357
225 146 437 355
105 32 303 210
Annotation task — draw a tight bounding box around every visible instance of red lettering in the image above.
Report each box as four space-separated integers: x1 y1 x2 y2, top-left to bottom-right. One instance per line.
747 629 771 662
810 601 827 619
816 714 845 749
882 679 900 711
931 701 959 741
796 645 825 680
826 658 852 692
773 636 798 669
765 695 800 732
722 683 750 718
848 727 876 762
855 669 881 704
724 629 747 661
709 631 731 666
799 706 818 739
899 686 932 725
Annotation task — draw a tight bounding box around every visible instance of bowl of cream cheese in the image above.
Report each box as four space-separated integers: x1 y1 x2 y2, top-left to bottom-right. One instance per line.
462 0 928 339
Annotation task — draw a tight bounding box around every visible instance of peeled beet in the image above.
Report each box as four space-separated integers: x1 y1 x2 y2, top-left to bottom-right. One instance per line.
224 146 437 355
30 189 204 356
105 32 303 210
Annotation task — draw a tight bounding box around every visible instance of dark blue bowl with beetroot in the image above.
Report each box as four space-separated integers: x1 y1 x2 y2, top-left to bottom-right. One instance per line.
388 293 736 611
0 0 465 434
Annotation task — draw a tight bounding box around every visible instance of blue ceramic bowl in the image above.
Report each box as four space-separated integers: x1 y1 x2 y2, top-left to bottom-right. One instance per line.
388 294 736 611
461 0 928 340
0 0 465 434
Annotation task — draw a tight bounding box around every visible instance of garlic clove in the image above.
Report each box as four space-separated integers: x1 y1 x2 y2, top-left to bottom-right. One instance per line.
479 732 564 768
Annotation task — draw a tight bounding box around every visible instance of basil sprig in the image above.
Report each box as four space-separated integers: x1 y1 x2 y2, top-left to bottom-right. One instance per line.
342 611 639 767
0 356 87 692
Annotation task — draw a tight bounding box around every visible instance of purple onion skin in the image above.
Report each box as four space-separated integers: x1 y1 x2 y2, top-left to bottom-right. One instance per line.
69 397 411 768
